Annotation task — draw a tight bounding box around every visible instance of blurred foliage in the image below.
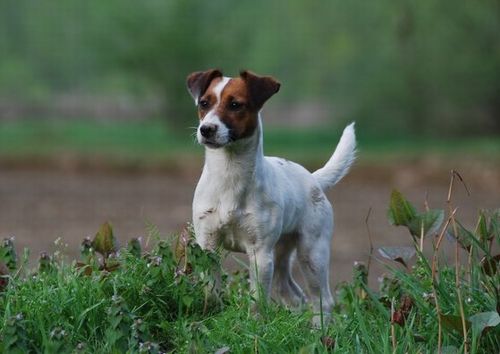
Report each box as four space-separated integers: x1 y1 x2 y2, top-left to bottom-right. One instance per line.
0 0 499 136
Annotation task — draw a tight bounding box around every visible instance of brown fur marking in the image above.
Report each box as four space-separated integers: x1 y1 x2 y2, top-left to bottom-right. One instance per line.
198 208 216 220
196 71 280 142
311 186 325 205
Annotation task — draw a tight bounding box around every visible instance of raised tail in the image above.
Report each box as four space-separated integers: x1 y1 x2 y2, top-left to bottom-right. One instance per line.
312 122 356 191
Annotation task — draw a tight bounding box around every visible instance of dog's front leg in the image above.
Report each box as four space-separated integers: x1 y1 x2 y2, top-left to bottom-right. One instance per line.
248 247 274 303
193 222 223 295
193 216 220 251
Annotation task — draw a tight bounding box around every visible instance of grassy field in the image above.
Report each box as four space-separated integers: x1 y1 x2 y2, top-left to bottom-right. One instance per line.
0 190 499 353
1 120 499 352
1 119 499 167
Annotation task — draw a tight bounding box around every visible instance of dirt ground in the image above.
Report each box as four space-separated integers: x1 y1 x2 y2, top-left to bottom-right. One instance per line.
0 158 498 289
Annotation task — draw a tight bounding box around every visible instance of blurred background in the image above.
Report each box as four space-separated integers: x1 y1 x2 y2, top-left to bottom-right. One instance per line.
0 0 499 285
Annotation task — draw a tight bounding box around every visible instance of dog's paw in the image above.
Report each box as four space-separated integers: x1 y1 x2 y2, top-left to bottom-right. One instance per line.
311 313 331 329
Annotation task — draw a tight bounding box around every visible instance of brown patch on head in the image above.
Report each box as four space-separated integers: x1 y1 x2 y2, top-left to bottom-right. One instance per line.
217 77 259 140
186 69 223 101
196 77 225 120
239 70 280 111
197 71 280 141
311 186 325 206
192 70 281 143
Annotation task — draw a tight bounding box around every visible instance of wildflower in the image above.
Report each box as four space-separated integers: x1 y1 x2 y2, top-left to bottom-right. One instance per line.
76 342 86 351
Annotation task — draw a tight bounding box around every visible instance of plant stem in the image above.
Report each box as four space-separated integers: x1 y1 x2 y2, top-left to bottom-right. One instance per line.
365 207 374 276
432 207 457 354
448 170 469 353
391 297 397 353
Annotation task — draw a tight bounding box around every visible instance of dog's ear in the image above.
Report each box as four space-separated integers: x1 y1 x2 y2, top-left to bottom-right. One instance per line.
186 69 223 102
240 70 280 110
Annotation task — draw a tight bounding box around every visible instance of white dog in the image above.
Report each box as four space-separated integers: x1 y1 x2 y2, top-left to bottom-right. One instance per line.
187 69 356 324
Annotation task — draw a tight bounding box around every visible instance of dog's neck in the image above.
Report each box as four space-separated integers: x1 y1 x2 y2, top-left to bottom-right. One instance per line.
203 115 264 187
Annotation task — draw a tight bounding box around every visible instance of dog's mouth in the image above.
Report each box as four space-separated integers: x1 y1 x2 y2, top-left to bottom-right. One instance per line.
200 138 226 149
203 141 223 149
200 134 235 149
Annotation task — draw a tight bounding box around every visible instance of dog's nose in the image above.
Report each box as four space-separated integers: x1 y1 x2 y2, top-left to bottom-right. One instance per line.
200 124 218 138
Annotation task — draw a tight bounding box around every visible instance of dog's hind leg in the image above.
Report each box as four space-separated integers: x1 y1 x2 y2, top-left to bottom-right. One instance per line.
273 235 306 307
297 225 334 327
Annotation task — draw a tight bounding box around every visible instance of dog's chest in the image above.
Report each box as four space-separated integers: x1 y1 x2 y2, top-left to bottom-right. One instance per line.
194 176 261 251
198 201 256 252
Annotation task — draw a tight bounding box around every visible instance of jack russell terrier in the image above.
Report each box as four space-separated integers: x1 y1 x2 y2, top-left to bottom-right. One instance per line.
186 69 356 324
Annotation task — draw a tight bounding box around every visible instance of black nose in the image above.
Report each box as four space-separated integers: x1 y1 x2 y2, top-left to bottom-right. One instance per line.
200 124 218 138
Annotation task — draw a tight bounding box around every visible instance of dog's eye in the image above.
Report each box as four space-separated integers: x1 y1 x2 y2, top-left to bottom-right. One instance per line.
198 100 210 109
228 101 243 111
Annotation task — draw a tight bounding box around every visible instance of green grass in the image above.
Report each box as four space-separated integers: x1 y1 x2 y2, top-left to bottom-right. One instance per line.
0 191 499 353
1 119 499 167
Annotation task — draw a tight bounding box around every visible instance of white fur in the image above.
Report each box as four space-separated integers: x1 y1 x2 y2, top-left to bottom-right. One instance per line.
197 77 231 147
313 122 356 190
193 99 356 326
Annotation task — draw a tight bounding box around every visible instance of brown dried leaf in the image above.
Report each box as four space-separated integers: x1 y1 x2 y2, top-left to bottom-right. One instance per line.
393 294 414 326
76 262 93 276
392 310 405 326
0 262 9 291
175 227 191 261
320 335 335 351
400 294 413 314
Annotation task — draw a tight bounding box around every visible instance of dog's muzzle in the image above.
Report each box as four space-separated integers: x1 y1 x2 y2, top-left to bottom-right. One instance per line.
199 124 218 139
197 123 228 148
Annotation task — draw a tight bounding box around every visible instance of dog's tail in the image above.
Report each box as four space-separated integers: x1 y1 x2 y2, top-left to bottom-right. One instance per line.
312 122 356 191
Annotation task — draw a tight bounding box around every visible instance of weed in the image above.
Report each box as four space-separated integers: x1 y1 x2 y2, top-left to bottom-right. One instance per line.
0 177 499 352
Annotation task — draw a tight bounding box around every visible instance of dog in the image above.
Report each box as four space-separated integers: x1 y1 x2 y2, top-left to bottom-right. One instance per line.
186 69 356 324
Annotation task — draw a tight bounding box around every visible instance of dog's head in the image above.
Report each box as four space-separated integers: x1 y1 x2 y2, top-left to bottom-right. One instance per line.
186 69 280 148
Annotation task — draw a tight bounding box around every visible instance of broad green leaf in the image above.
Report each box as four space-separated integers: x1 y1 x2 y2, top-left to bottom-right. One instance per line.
480 254 500 276
477 211 490 242
0 237 17 271
447 220 475 251
297 344 316 354
469 311 500 333
408 209 445 238
92 222 118 257
378 246 416 268
489 209 500 244
127 238 142 258
182 295 194 307
388 190 417 227
440 314 470 334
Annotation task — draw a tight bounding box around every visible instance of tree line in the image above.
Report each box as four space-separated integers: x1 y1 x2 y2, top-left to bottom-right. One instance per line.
0 0 498 136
